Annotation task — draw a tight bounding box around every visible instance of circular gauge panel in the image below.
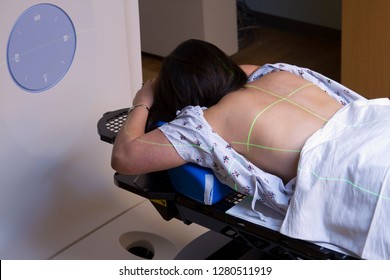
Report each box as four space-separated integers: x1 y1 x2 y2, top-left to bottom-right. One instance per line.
7 3 76 93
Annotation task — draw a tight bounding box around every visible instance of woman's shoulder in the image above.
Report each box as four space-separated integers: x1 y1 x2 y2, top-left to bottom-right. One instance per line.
176 105 205 117
168 105 210 127
239 64 260 77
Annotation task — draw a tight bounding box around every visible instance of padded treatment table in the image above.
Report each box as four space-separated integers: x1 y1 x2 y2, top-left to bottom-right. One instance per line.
98 108 357 260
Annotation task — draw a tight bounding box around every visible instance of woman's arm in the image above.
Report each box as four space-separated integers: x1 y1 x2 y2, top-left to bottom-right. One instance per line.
111 79 186 175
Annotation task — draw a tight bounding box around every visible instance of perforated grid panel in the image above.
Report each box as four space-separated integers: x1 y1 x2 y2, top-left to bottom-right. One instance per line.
223 192 246 206
105 110 128 133
227 192 246 205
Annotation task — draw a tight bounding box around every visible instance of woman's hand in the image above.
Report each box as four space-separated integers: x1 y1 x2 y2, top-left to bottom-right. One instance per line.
112 76 186 175
132 78 156 108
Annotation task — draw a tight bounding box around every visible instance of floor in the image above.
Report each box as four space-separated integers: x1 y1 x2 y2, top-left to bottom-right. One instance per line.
141 24 341 83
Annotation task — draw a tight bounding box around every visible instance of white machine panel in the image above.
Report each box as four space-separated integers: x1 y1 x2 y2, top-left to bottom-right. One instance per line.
0 0 143 259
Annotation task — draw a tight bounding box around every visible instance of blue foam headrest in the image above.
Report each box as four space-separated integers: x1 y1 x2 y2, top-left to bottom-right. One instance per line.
156 121 231 204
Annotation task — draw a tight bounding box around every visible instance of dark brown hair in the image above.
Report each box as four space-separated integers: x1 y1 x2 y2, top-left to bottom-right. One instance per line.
147 39 248 130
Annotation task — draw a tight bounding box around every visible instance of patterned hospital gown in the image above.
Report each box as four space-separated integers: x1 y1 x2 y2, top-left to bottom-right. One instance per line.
158 63 363 220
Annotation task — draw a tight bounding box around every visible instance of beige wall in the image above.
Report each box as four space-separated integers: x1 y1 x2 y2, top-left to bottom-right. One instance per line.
139 0 238 56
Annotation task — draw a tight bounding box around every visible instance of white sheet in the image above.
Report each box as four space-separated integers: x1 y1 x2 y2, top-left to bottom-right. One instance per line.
226 196 358 257
226 196 284 231
280 98 390 259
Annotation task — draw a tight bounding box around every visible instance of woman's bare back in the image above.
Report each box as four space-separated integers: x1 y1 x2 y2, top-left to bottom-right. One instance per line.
204 71 343 183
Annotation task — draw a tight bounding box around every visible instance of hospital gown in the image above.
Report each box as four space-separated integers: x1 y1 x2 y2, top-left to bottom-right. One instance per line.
159 63 390 259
